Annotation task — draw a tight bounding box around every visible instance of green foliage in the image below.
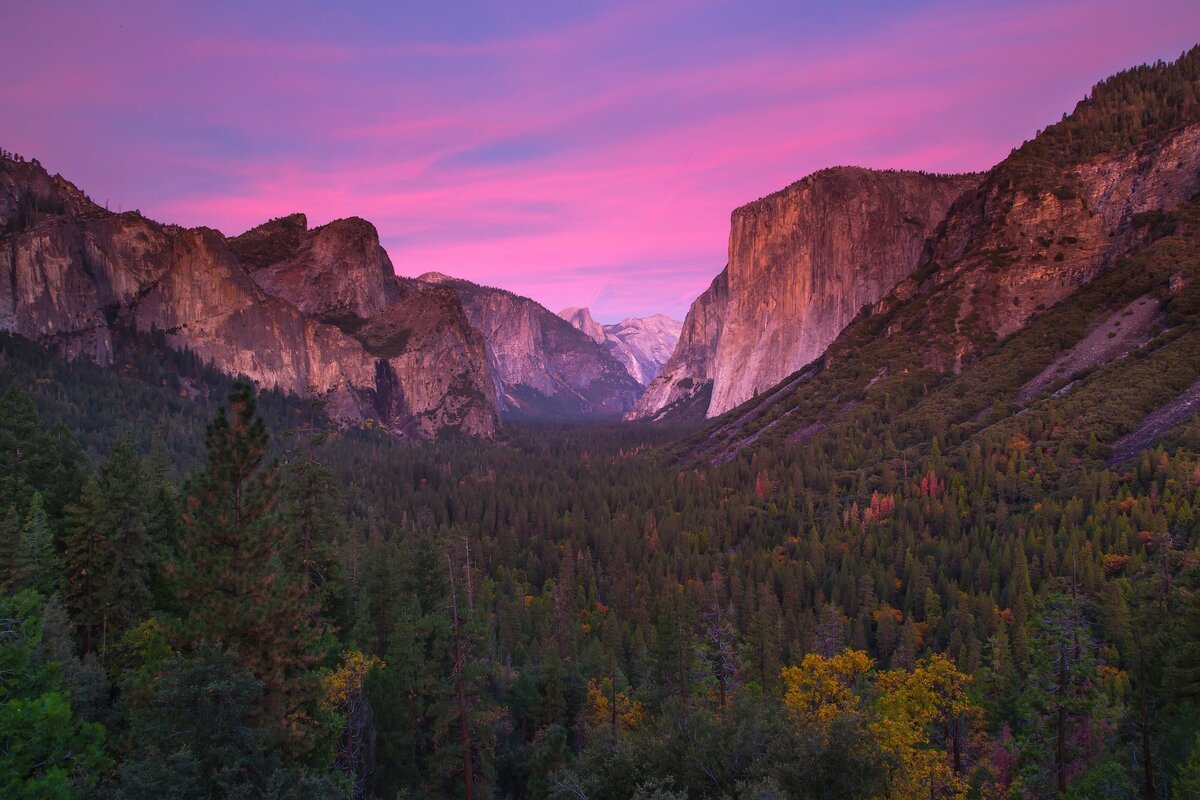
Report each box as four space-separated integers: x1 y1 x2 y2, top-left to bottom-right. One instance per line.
1176 733 1200 799
1003 44 1200 194
6 78 1200 793
14 493 61 596
171 384 327 750
63 436 156 657
111 643 345 800
0 591 108 799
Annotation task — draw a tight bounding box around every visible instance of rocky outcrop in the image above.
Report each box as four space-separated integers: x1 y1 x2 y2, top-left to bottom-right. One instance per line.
671 47 1200 462
626 269 728 421
0 156 497 439
630 168 977 420
420 273 642 418
231 213 401 323
558 307 682 387
559 306 606 344
901 122 1200 373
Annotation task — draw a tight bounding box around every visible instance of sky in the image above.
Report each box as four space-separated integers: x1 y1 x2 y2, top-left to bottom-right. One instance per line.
2 1 1199 322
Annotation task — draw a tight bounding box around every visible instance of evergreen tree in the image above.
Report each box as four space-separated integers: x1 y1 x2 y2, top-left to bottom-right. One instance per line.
279 411 345 619
113 643 345 800
0 384 43 514
14 492 60 595
0 504 20 591
143 440 182 610
0 591 108 798
63 479 107 655
97 436 154 640
170 384 324 748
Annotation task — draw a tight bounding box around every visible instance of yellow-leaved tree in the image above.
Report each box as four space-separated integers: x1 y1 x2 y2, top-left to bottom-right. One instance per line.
584 677 645 736
872 654 979 800
782 650 983 800
323 650 385 799
781 649 874 739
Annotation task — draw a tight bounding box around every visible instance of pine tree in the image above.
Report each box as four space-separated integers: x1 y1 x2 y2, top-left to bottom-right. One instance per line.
14 492 60 595
170 384 324 747
97 436 153 639
63 437 156 655
0 385 42 514
279 408 344 618
63 479 107 655
143 440 181 610
0 505 20 591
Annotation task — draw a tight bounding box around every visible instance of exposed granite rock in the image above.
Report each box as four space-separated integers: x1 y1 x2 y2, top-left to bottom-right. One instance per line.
907 123 1200 372
631 168 977 420
231 213 401 323
558 306 682 387
558 306 606 344
707 168 980 416
0 157 497 439
626 269 728 421
672 48 1200 461
420 273 642 418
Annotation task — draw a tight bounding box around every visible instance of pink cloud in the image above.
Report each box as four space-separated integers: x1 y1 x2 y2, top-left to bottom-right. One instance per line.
3 0 1198 319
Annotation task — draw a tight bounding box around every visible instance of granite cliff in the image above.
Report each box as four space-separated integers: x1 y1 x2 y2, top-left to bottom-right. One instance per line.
630 168 977 419
558 306 682 387
419 274 643 418
0 158 497 439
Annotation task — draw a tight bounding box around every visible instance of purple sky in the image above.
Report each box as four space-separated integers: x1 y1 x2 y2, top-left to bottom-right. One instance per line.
3 1 1199 321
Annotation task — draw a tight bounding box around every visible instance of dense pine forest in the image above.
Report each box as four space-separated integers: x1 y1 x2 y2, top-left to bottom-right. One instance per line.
4 237 1200 800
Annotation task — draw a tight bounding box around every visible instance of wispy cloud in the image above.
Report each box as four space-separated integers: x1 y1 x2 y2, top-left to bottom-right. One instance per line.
2 0 1197 319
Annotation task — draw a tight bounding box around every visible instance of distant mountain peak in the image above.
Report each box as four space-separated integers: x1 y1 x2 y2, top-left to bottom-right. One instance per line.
559 307 682 387
557 306 605 344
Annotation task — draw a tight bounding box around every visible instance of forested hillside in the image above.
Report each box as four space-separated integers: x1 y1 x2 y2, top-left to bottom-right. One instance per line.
4 261 1200 798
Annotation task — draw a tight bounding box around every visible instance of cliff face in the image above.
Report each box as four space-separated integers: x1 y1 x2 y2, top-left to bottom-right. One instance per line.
706 168 980 416
231 213 401 322
625 269 728 421
630 168 976 420
604 314 682 386
558 307 682 387
558 306 606 344
420 273 643 418
0 157 497 439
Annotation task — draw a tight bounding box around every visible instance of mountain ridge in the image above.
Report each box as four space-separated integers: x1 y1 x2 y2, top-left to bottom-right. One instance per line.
0 157 498 439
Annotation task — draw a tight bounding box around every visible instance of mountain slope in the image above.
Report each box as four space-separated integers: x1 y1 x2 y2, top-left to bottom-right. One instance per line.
680 46 1200 466
419 273 643 418
559 306 682 387
0 158 497 439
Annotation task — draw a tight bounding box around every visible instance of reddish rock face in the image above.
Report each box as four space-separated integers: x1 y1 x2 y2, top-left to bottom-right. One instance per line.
0 157 497 439
648 50 1200 454
421 273 643 419
895 123 1200 373
630 168 978 421
231 213 401 322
